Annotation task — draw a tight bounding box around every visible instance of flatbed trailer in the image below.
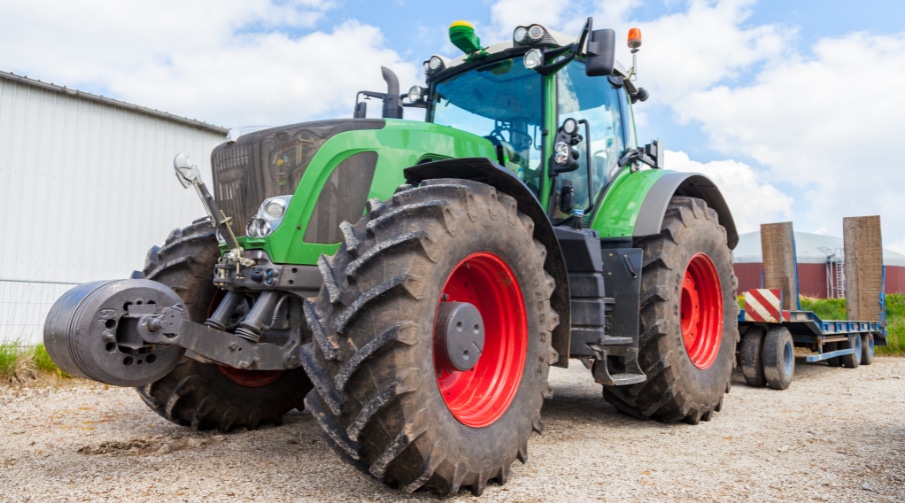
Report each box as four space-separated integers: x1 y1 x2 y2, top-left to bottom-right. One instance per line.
735 217 888 390
737 287 887 389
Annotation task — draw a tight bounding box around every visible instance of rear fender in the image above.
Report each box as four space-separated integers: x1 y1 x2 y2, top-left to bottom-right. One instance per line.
635 172 738 249
404 158 572 368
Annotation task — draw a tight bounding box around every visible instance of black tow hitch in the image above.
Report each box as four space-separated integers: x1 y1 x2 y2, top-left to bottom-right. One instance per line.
44 279 303 387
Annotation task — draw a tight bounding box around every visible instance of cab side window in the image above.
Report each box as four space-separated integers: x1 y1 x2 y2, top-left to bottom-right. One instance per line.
555 63 626 215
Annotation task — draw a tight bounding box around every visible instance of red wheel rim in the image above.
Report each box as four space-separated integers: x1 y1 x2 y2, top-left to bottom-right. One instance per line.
680 253 723 369
217 366 285 387
434 252 527 428
207 290 286 387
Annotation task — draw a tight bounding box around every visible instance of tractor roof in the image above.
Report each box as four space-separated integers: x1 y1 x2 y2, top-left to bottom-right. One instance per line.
426 23 628 82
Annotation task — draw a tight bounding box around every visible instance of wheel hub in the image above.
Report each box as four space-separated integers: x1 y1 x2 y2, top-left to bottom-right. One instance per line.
435 302 485 372
434 252 527 428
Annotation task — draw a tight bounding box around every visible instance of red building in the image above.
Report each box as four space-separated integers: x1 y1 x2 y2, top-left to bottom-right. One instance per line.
732 231 905 298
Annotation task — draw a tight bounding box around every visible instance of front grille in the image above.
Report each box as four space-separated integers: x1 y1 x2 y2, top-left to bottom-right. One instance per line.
210 119 384 226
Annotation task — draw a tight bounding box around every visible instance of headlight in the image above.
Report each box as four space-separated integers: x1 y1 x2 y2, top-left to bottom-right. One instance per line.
264 198 287 219
408 85 425 103
554 142 570 164
524 49 544 69
527 25 545 42
424 55 445 75
246 195 292 238
513 26 528 44
246 217 272 238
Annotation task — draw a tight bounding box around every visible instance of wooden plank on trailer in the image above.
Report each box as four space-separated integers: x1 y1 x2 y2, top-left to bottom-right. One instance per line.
761 222 797 311
844 216 883 322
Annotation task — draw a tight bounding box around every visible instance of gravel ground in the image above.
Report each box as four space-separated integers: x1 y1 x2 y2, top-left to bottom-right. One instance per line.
2 358 904 502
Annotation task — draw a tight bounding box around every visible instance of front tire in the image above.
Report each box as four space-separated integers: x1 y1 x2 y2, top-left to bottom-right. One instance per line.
604 197 739 424
762 327 794 390
842 334 862 369
135 220 312 432
861 334 875 365
302 180 557 495
740 327 766 387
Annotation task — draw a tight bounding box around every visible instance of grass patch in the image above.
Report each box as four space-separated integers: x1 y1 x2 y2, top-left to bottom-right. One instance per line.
880 294 905 356
878 316 905 356
0 341 72 384
800 297 847 320
30 344 69 377
0 342 19 376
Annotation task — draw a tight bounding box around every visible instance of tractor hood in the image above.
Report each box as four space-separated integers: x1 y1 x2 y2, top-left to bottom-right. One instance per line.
210 119 385 226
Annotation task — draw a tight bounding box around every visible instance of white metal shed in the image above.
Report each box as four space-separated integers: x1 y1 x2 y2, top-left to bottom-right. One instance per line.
0 71 228 345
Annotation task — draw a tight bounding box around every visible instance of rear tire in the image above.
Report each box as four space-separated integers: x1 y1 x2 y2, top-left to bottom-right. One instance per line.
861 334 875 365
302 180 557 495
135 220 312 432
841 334 862 369
740 327 766 387
762 327 794 390
603 197 739 424
825 342 843 367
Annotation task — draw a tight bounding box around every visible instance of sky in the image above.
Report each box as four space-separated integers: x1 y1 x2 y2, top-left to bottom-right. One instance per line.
2 0 905 253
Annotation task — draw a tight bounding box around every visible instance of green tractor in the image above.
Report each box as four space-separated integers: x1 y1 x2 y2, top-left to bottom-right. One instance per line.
45 18 739 496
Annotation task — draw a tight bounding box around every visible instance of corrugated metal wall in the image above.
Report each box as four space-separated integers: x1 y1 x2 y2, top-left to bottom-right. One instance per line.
0 75 226 345
734 263 763 295
734 262 905 299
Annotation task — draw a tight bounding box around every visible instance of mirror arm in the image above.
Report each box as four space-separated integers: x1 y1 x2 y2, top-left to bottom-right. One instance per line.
194 182 242 252
616 140 661 170
173 154 242 251
537 44 577 76
577 18 593 55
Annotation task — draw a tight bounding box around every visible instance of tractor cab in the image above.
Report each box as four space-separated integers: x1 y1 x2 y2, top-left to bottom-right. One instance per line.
411 20 651 224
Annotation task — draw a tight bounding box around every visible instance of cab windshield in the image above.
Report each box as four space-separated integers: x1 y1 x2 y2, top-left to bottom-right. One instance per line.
431 57 544 195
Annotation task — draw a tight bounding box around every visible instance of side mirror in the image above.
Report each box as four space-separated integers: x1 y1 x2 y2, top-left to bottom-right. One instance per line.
173 152 203 188
353 101 367 119
585 29 615 77
645 139 662 168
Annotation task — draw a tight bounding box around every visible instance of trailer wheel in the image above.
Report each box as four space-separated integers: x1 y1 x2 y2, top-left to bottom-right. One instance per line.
604 197 738 424
302 180 556 495
135 220 311 432
841 334 862 369
739 327 766 387
825 342 842 367
762 327 794 390
861 334 875 365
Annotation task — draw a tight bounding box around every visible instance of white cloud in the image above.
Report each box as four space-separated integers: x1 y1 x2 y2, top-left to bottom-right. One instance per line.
0 0 418 127
108 21 420 126
489 0 793 104
666 150 793 233
620 0 792 104
489 0 571 39
675 31 905 252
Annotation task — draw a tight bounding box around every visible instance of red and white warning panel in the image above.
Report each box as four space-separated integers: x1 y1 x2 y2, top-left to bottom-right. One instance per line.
743 289 786 323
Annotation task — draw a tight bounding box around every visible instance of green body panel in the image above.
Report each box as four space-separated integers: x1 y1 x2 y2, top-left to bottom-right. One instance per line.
249 119 499 266
589 168 669 238
539 74 557 212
